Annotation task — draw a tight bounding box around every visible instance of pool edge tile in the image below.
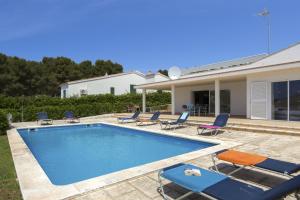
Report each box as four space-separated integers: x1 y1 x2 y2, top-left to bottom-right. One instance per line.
7 121 242 200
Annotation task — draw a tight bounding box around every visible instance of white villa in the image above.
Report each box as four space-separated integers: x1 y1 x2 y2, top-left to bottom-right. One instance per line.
60 71 169 98
136 42 300 121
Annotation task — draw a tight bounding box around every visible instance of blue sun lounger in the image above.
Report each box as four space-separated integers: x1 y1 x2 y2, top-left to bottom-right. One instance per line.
117 111 140 123
159 112 190 130
136 111 161 126
64 111 80 123
213 149 300 178
37 112 53 125
158 163 300 200
197 114 230 136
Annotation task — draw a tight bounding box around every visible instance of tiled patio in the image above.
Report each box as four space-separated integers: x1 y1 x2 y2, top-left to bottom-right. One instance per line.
67 116 299 200
116 113 300 136
12 115 300 200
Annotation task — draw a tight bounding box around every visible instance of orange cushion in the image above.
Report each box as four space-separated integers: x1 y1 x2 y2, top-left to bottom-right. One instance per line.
217 150 267 166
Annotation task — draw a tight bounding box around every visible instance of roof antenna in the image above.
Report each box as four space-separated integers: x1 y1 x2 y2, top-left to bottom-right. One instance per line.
257 8 271 54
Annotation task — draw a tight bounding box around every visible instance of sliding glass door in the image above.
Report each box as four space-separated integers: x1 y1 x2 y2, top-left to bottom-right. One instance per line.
272 82 288 120
207 90 230 114
272 80 300 121
289 80 300 121
209 91 215 114
220 90 231 113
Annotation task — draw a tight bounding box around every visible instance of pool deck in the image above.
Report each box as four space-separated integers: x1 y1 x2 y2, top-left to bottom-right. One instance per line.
8 115 300 200
116 113 300 136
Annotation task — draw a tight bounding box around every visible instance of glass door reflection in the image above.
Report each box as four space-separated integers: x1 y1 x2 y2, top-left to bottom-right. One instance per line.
289 80 300 121
272 81 288 120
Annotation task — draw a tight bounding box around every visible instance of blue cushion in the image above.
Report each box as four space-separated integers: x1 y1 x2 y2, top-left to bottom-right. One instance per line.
203 178 264 200
65 111 74 118
255 158 300 175
261 174 300 200
179 112 189 120
132 111 140 119
177 112 189 123
161 164 227 193
213 114 229 127
150 112 160 120
37 112 48 120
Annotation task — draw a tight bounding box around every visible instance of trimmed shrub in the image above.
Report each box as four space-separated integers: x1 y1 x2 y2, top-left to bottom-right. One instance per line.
0 111 9 135
0 92 171 122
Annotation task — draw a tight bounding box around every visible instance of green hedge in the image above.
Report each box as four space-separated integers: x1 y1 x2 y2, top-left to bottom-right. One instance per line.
0 92 170 122
0 111 9 135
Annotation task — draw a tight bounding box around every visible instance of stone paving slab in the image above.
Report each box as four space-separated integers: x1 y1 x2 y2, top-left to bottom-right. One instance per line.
114 113 300 128
114 113 300 136
68 117 300 200
10 116 300 200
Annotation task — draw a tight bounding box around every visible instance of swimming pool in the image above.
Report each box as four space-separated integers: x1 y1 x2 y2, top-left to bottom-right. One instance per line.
18 124 215 185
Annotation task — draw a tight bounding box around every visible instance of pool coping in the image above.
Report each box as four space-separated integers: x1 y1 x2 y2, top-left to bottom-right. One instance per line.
7 121 242 200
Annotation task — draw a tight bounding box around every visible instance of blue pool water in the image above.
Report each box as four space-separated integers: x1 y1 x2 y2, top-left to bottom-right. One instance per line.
18 124 215 185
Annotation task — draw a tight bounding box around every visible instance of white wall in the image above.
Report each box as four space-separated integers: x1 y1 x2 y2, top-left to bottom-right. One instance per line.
62 73 146 97
174 80 247 116
61 73 170 98
246 67 300 119
60 84 68 98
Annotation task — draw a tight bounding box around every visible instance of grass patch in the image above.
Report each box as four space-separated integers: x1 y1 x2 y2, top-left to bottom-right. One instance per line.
0 135 22 200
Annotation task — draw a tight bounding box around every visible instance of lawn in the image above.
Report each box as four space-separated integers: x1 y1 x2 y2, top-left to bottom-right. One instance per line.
0 135 22 200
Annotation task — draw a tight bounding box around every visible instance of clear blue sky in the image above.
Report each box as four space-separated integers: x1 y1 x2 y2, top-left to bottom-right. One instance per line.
1 0 300 73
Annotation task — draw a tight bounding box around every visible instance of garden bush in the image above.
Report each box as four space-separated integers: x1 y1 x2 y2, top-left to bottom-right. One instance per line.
0 92 170 122
0 111 9 135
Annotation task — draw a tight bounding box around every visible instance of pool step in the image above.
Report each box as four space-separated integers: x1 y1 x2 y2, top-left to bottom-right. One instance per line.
159 116 300 133
114 113 300 136
185 121 300 136
229 125 300 136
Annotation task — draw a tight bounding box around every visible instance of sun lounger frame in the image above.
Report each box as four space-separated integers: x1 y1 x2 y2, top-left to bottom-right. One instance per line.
211 152 296 179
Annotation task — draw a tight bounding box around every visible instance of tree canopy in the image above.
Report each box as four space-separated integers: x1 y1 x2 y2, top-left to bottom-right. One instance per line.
0 53 123 96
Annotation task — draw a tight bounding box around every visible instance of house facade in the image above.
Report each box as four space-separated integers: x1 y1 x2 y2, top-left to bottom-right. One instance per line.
136 42 300 121
60 71 169 98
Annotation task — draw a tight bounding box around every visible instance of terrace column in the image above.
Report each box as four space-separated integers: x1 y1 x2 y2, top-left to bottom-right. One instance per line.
215 79 220 116
142 89 146 113
171 85 176 115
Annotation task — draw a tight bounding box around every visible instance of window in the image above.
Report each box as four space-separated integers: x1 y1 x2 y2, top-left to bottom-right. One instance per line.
80 89 88 96
110 87 115 95
130 85 136 94
63 90 67 98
